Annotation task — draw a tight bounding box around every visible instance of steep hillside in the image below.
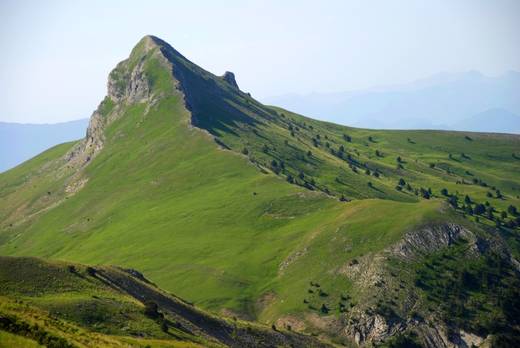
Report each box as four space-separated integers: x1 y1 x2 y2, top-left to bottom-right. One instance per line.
0 36 519 346
0 256 331 347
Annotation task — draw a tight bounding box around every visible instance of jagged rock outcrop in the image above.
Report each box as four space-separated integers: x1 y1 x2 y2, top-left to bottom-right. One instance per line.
66 36 161 168
222 71 239 89
389 223 480 260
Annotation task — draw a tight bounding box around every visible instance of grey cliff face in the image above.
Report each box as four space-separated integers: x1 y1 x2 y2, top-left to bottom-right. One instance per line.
68 41 159 168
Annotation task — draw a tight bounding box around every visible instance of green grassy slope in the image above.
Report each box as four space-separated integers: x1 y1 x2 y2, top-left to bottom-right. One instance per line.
0 35 519 345
0 256 333 347
0 257 209 347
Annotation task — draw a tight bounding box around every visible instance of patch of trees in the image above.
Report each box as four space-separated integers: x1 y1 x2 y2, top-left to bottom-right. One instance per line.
415 245 520 336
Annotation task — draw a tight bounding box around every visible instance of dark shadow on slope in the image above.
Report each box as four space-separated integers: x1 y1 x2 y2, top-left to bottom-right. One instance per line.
151 36 275 138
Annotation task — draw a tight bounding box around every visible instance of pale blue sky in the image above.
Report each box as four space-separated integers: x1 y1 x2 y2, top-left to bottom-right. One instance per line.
1 0 519 123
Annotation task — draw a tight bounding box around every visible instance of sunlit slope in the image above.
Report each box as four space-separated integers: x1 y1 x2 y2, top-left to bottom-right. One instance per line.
210 103 520 213
0 35 518 334
0 87 443 319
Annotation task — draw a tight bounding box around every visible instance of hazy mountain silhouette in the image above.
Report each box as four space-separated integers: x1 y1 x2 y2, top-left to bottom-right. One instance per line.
0 119 89 172
264 71 520 132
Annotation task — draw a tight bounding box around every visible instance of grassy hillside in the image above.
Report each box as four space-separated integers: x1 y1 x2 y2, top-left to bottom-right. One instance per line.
0 36 519 346
0 256 333 347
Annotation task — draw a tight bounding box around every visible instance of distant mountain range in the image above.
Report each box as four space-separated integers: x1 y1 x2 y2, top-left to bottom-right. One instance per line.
0 119 88 172
263 70 520 133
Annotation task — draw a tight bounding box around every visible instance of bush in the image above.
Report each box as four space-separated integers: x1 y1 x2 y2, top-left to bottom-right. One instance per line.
447 195 458 208
161 321 168 332
320 304 329 314
144 301 161 319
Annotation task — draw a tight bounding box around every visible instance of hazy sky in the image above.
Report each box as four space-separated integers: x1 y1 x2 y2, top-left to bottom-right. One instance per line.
1 0 519 123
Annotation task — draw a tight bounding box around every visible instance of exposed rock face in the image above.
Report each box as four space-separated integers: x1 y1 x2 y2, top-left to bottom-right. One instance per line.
222 71 239 89
389 223 479 260
344 313 400 345
66 36 159 168
107 60 151 103
338 223 492 347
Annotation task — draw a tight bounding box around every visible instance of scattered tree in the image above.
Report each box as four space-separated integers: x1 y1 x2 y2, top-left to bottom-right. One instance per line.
474 203 486 215
487 206 495 220
447 195 458 208
161 321 168 333
321 304 329 314
420 188 431 199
